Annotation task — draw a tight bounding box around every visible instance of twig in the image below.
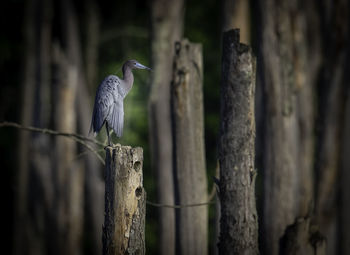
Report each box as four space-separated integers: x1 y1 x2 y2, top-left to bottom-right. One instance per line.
0 121 105 147
0 121 105 164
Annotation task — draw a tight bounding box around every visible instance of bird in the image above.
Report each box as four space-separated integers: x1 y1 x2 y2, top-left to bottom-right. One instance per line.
90 59 151 146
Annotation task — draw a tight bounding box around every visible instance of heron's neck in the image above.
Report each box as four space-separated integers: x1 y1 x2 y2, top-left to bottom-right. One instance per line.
122 68 134 94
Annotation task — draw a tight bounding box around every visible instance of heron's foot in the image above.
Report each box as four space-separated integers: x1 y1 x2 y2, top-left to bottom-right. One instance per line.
104 143 122 151
104 142 113 149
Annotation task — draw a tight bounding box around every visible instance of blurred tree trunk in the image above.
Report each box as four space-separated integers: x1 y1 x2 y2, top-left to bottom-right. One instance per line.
15 1 35 253
257 0 350 254
81 1 104 255
340 86 350 255
222 0 251 44
171 39 208 255
257 1 317 254
85 0 99 92
314 0 349 253
16 0 101 254
51 0 85 254
14 0 54 254
149 0 184 254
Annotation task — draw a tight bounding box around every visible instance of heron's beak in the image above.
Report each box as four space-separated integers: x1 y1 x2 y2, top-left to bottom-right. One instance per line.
135 62 152 71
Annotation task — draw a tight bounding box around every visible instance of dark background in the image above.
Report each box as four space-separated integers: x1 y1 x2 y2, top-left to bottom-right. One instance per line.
1 0 349 254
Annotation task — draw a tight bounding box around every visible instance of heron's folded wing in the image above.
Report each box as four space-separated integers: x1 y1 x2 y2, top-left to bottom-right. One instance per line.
91 93 113 135
109 99 124 137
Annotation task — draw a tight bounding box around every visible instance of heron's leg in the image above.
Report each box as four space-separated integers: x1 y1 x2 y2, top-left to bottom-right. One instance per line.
106 122 112 146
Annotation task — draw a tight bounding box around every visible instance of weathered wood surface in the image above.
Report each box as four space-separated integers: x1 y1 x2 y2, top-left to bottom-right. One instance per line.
103 145 145 255
171 38 208 255
218 29 258 255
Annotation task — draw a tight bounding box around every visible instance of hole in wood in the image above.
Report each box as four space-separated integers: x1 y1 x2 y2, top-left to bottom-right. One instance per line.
135 186 142 198
133 161 141 172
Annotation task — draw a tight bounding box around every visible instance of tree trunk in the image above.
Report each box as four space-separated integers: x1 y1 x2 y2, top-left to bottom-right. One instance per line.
81 1 104 254
219 3 252 253
52 1 85 253
15 0 88 254
313 0 349 253
222 0 251 44
15 0 53 254
103 145 145 255
218 29 258 255
256 1 318 253
149 0 184 254
171 39 208 255
85 0 99 92
256 0 350 254
15 0 36 252
340 86 350 255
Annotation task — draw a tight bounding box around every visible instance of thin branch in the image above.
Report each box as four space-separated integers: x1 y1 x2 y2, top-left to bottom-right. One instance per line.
0 121 105 147
0 121 105 164
147 177 218 209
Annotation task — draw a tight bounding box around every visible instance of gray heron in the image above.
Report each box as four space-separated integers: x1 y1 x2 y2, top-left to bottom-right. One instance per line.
90 59 151 146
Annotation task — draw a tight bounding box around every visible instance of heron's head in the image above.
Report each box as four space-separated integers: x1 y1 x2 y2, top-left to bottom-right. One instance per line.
125 60 151 71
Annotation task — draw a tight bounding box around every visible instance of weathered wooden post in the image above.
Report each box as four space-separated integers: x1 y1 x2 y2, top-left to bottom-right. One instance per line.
103 145 146 255
171 39 208 255
218 29 259 254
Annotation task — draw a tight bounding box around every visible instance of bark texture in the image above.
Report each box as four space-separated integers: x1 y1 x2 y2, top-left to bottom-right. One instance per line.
171 39 208 255
149 0 184 254
103 145 145 255
218 29 258 255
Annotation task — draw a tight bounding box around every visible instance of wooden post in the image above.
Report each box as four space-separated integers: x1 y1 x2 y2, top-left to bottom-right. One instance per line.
218 29 259 255
171 38 208 255
103 145 146 255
